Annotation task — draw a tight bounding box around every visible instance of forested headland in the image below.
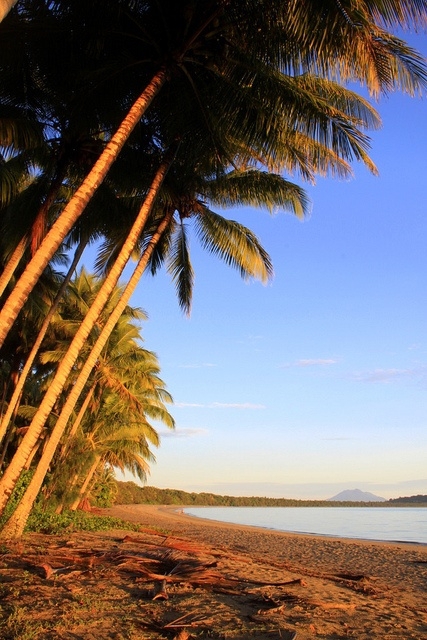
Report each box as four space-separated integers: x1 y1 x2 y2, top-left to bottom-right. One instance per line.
115 482 427 507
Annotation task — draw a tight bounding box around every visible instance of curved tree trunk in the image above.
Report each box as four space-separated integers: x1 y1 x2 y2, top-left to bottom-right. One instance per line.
69 456 101 511
0 0 17 23
0 237 27 298
57 381 97 463
0 210 173 537
0 241 86 445
0 67 168 348
0 157 173 520
0 161 70 298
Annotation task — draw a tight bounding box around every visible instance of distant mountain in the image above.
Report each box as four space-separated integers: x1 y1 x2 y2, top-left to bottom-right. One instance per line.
328 489 386 502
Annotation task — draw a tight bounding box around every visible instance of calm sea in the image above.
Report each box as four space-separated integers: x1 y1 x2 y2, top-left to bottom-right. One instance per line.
183 506 427 544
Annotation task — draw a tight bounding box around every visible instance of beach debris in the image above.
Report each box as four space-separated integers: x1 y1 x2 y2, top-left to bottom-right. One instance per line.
153 578 169 600
139 611 208 635
172 631 192 640
163 611 208 629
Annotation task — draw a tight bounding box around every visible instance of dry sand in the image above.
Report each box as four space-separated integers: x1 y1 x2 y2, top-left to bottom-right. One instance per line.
0 503 426 639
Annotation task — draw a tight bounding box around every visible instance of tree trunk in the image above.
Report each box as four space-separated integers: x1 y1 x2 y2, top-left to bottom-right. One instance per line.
69 456 101 511
0 237 27 298
0 161 69 297
57 381 97 462
0 0 17 23
0 67 168 348
0 210 172 537
0 241 86 445
0 156 173 519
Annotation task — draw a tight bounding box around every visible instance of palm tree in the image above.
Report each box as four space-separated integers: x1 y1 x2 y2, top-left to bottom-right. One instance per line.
0 151 311 535
0 0 426 346
0 152 174 516
2 0 427 538
46 305 173 513
1 279 174 535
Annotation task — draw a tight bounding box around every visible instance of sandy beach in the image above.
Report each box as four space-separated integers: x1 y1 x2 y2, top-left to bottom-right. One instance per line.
1 504 426 639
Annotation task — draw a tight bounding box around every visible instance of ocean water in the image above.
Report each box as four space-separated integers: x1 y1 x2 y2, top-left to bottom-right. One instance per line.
183 506 427 544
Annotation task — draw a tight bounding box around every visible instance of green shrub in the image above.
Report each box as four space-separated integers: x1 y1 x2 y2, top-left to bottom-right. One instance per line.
25 507 140 535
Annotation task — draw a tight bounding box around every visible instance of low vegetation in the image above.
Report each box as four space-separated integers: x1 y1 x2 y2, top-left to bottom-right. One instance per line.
115 482 427 508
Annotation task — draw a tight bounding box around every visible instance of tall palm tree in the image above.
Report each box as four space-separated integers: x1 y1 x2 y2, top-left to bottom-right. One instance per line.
1 276 174 536
45 305 174 512
0 152 174 515
0 0 426 346
0 149 310 535
0 61 384 517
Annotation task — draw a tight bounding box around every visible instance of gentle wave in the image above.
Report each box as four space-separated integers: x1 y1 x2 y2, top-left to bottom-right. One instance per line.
183 506 427 544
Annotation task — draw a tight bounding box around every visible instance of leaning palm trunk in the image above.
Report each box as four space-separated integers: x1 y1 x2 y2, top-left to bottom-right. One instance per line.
57 381 97 463
0 67 168 348
0 237 27 298
0 211 172 538
70 455 102 511
0 241 86 445
0 0 17 23
0 156 173 519
0 165 71 297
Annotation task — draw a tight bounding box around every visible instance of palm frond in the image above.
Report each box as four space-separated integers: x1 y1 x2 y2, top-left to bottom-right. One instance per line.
194 207 273 284
166 218 194 315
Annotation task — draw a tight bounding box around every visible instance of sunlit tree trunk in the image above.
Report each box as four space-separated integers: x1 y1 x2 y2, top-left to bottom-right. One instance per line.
0 67 168 348
69 456 101 511
0 210 172 538
0 241 86 445
57 381 97 462
0 237 27 298
0 0 17 23
0 157 173 523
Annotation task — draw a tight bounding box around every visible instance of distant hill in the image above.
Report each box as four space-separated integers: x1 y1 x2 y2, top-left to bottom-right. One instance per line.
388 494 427 504
328 489 386 502
115 482 390 507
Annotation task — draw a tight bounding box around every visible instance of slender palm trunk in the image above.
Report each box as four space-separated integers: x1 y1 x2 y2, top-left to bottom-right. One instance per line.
0 67 168 348
0 237 27 298
0 156 173 521
57 381 97 462
69 456 101 511
0 0 17 23
0 163 69 297
0 241 86 445
0 211 172 538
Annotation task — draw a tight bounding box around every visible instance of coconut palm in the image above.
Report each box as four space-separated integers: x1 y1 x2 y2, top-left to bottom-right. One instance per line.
0 145 308 535
1 0 427 538
1 276 173 534
0 0 426 346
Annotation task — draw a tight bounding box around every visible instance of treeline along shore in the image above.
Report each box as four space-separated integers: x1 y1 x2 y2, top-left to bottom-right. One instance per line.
115 481 427 507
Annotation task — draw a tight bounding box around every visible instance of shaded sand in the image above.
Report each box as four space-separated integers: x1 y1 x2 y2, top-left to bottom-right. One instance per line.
0 504 426 639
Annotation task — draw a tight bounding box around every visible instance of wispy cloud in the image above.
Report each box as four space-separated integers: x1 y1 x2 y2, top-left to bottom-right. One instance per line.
352 366 427 384
175 402 265 410
210 402 265 409
160 428 208 439
178 363 216 369
321 436 356 441
280 358 338 369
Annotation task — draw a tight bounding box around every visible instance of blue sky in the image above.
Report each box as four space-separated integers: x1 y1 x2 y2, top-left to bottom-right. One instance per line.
113 33 427 501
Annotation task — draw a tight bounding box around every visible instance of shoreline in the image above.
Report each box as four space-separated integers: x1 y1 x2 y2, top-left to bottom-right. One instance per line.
107 503 427 550
1 504 426 639
103 504 427 590
170 504 427 548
